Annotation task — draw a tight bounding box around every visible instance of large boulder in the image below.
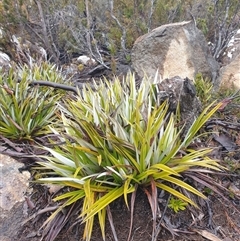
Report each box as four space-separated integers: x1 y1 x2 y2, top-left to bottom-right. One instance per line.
131 21 219 84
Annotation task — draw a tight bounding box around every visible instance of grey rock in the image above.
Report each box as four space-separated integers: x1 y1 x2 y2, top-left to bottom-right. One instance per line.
217 29 240 89
218 53 240 89
154 76 202 133
131 21 219 85
0 154 31 240
0 51 11 70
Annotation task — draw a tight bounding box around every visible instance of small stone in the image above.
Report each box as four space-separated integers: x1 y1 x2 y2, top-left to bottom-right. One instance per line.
77 55 96 66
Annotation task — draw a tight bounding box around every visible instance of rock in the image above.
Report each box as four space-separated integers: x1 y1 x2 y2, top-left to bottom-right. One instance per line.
0 154 31 240
154 76 201 133
62 63 80 77
0 51 11 69
218 29 240 89
219 53 240 89
131 21 219 84
76 55 96 66
0 28 3 39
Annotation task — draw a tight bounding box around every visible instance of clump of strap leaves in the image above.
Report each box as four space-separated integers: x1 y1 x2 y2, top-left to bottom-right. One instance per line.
0 63 66 141
34 73 223 241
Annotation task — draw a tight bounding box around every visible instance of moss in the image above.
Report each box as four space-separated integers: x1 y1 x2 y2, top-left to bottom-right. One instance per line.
78 64 84 71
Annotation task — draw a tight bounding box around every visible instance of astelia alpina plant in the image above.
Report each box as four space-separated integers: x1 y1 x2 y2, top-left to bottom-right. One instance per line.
36 73 222 241
0 64 64 140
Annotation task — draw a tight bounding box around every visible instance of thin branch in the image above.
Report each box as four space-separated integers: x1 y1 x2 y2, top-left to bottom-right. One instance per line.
89 31 110 69
153 194 171 241
29 80 79 95
107 205 119 241
212 0 240 60
127 185 138 241
84 0 93 56
147 0 156 32
109 0 127 55
34 0 59 63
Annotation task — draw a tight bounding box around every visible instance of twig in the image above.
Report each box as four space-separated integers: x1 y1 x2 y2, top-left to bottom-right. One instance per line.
21 206 59 226
127 186 137 241
109 0 127 55
29 80 79 95
225 210 240 235
107 205 119 241
0 135 23 152
206 118 240 131
147 0 156 32
153 194 171 241
205 199 213 229
89 31 111 69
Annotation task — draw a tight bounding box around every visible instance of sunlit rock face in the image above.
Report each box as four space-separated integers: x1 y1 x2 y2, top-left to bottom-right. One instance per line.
218 30 240 89
131 21 219 84
219 53 240 89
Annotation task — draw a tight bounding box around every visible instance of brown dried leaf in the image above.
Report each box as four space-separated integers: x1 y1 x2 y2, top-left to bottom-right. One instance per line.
212 134 237 152
228 183 240 197
193 229 223 241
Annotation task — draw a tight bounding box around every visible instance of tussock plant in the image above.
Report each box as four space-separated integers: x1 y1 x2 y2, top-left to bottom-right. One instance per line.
0 66 63 140
17 62 67 83
37 74 222 241
194 73 213 106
